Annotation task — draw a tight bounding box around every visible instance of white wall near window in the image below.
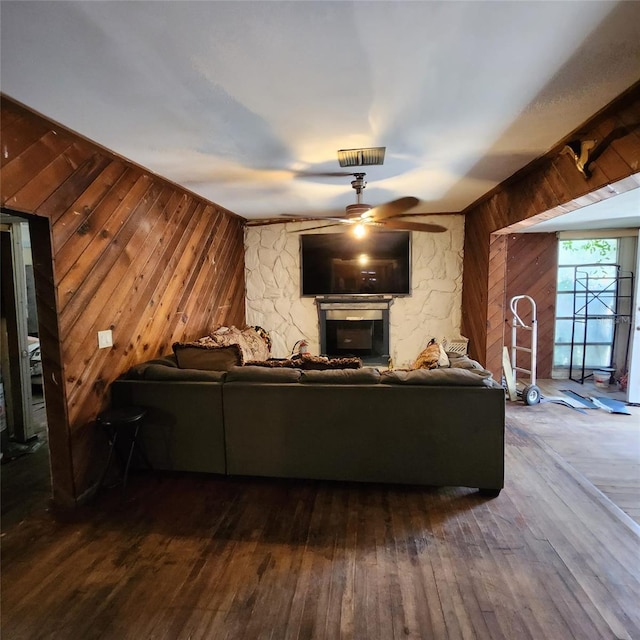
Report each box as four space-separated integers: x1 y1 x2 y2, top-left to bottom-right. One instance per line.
627 230 640 403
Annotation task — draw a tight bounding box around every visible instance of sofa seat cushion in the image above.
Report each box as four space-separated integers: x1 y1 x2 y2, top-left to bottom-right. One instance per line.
381 367 497 387
300 368 380 384
173 343 243 371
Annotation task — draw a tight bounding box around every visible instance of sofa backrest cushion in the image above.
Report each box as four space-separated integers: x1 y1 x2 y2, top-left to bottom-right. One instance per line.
124 356 177 379
225 365 302 383
448 354 486 370
173 343 243 371
300 368 381 384
381 367 496 387
141 364 227 382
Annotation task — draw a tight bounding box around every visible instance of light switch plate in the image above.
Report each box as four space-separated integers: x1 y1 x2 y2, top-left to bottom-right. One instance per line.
98 329 113 349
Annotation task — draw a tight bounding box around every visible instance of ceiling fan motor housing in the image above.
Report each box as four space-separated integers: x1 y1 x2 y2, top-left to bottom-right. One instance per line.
351 173 367 195
345 203 373 218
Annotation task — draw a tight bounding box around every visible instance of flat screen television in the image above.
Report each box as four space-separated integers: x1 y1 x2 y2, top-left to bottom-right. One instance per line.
300 230 410 296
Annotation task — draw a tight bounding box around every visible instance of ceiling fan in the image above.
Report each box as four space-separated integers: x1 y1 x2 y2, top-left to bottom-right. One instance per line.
282 172 447 234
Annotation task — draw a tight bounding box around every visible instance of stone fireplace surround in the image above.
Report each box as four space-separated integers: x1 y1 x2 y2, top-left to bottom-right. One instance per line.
244 218 464 368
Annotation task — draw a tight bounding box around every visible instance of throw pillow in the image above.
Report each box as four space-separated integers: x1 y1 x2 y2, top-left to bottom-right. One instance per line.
172 342 243 371
438 343 450 368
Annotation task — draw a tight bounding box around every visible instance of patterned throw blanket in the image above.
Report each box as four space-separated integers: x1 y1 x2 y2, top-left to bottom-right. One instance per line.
247 354 362 370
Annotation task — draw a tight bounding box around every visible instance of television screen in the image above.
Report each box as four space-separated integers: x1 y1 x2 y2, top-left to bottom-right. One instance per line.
300 230 410 296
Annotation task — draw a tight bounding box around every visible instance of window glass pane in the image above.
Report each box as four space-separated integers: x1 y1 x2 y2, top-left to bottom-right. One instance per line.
556 293 577 317
555 319 583 344
571 293 589 315
586 318 615 343
586 294 616 316
558 239 618 265
585 345 612 368
569 345 586 369
553 238 619 370
575 264 618 278
557 267 576 291
553 345 573 368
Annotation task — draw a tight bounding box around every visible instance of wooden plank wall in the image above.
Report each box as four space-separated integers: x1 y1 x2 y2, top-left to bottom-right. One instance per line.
504 233 558 380
485 234 507 384
0 96 246 504
462 82 640 377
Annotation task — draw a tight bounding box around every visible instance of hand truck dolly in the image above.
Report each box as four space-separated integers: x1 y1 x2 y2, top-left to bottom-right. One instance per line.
509 295 541 405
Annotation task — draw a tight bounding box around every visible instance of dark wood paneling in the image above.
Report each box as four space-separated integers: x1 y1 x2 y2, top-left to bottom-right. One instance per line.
462 82 640 376
0 96 246 503
505 234 558 379
486 234 508 375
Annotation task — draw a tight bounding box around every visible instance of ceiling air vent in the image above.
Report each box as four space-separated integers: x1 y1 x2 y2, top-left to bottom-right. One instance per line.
337 147 386 167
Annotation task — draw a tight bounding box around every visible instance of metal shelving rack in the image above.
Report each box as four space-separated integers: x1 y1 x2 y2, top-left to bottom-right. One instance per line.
568 265 634 384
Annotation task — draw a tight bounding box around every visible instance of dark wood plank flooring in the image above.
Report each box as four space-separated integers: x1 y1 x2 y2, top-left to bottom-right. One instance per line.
1 384 639 640
530 378 640 525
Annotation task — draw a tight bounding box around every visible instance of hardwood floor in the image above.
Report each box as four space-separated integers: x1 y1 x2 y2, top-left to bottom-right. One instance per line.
1 383 639 640
0 386 50 529
530 378 640 525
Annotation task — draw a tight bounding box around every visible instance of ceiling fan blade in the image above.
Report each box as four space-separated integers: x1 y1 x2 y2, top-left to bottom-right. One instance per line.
393 211 461 218
372 219 447 233
247 216 346 227
294 171 358 178
286 221 345 233
246 218 290 227
280 214 340 219
280 213 350 223
365 196 420 221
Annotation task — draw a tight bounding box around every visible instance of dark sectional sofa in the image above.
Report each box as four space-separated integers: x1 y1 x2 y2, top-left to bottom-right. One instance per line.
111 356 506 495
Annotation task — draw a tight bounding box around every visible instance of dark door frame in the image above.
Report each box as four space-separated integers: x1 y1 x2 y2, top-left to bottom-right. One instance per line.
1 208 75 505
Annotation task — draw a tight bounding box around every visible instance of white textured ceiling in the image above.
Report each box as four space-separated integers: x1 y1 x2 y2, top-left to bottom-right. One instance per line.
1 1 640 222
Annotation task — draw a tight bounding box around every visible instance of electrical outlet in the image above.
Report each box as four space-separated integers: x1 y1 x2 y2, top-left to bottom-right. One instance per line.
98 329 113 349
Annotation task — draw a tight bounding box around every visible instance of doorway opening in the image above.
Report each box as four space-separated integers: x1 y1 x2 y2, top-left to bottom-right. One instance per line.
1 213 51 516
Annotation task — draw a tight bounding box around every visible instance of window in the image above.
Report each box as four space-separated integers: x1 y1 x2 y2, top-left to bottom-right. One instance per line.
554 239 619 370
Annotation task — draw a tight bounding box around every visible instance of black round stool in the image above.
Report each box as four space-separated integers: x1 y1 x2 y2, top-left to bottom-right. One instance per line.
97 406 150 490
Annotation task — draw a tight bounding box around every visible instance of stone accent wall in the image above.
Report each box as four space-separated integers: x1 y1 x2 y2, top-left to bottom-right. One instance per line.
245 217 465 368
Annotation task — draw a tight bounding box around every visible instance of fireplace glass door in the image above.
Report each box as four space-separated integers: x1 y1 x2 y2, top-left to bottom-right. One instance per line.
322 308 388 364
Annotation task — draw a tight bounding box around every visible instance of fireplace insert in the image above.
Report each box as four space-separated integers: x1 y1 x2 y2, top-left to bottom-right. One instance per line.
317 298 391 366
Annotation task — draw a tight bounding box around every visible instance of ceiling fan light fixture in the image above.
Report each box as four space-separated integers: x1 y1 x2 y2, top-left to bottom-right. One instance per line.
338 147 386 167
353 223 367 238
